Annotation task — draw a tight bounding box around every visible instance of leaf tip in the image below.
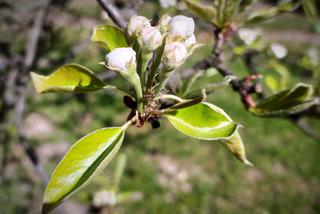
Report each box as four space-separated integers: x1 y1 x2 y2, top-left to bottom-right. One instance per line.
30 72 46 93
244 159 254 166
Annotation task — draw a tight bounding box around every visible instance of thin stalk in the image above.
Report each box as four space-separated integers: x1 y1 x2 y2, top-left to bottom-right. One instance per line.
156 68 174 94
136 45 142 78
103 85 134 97
130 74 144 113
140 51 152 90
113 154 127 191
157 94 184 102
146 37 166 90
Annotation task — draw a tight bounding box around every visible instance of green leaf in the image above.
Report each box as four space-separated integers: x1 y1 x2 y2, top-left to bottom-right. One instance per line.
43 125 127 213
301 0 318 21
183 0 219 27
250 83 316 116
31 64 105 93
239 0 256 12
246 2 298 24
91 24 128 51
165 102 238 140
221 131 252 166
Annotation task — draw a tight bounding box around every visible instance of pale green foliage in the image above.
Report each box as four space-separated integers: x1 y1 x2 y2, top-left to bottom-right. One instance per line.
43 126 127 213
250 84 316 117
31 64 105 93
91 24 128 51
165 102 238 140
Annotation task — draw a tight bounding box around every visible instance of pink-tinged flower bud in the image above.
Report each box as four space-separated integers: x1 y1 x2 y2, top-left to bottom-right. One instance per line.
163 42 188 68
106 47 136 71
127 16 151 37
168 15 195 38
140 26 162 51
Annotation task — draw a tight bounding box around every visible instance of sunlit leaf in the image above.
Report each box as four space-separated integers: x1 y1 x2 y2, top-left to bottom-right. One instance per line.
31 64 105 93
221 131 252 166
246 2 298 24
42 125 128 213
183 0 219 27
250 83 316 116
265 75 279 93
165 102 238 140
91 24 128 51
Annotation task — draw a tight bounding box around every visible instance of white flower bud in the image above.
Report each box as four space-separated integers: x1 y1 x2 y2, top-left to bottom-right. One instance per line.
169 15 195 38
238 28 262 45
106 47 136 71
127 16 151 37
159 14 172 33
93 191 117 207
140 26 162 51
163 42 188 68
308 48 319 65
159 0 177 8
271 43 288 59
183 34 196 49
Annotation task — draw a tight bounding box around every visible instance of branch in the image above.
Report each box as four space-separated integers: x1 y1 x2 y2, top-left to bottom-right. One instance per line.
96 0 126 29
193 27 259 109
291 117 320 141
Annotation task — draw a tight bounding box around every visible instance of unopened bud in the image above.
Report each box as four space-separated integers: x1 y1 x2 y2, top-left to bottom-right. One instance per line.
169 15 195 38
271 43 287 59
127 16 151 37
140 26 162 51
106 47 136 71
159 14 172 33
238 28 262 45
163 42 187 69
159 0 177 8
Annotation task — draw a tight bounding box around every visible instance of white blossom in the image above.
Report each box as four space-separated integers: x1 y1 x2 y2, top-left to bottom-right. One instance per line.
140 26 162 51
163 42 188 68
308 48 319 65
271 43 288 59
93 190 117 207
168 15 195 38
238 28 262 45
159 0 177 8
127 16 151 37
106 47 136 71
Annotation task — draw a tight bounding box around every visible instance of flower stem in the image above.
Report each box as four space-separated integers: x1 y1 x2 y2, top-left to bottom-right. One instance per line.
156 68 174 94
129 73 144 113
146 37 166 90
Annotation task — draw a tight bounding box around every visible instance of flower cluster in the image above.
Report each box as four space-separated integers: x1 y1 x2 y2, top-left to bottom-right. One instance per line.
105 14 199 73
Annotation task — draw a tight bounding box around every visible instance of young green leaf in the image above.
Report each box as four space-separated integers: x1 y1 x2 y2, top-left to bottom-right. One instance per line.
31 64 105 93
221 131 252 166
183 0 219 27
246 2 298 24
165 102 238 140
42 126 127 213
250 83 316 116
301 0 318 21
91 24 128 51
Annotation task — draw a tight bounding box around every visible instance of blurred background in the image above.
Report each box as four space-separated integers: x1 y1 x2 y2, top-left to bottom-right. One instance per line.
0 0 320 213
